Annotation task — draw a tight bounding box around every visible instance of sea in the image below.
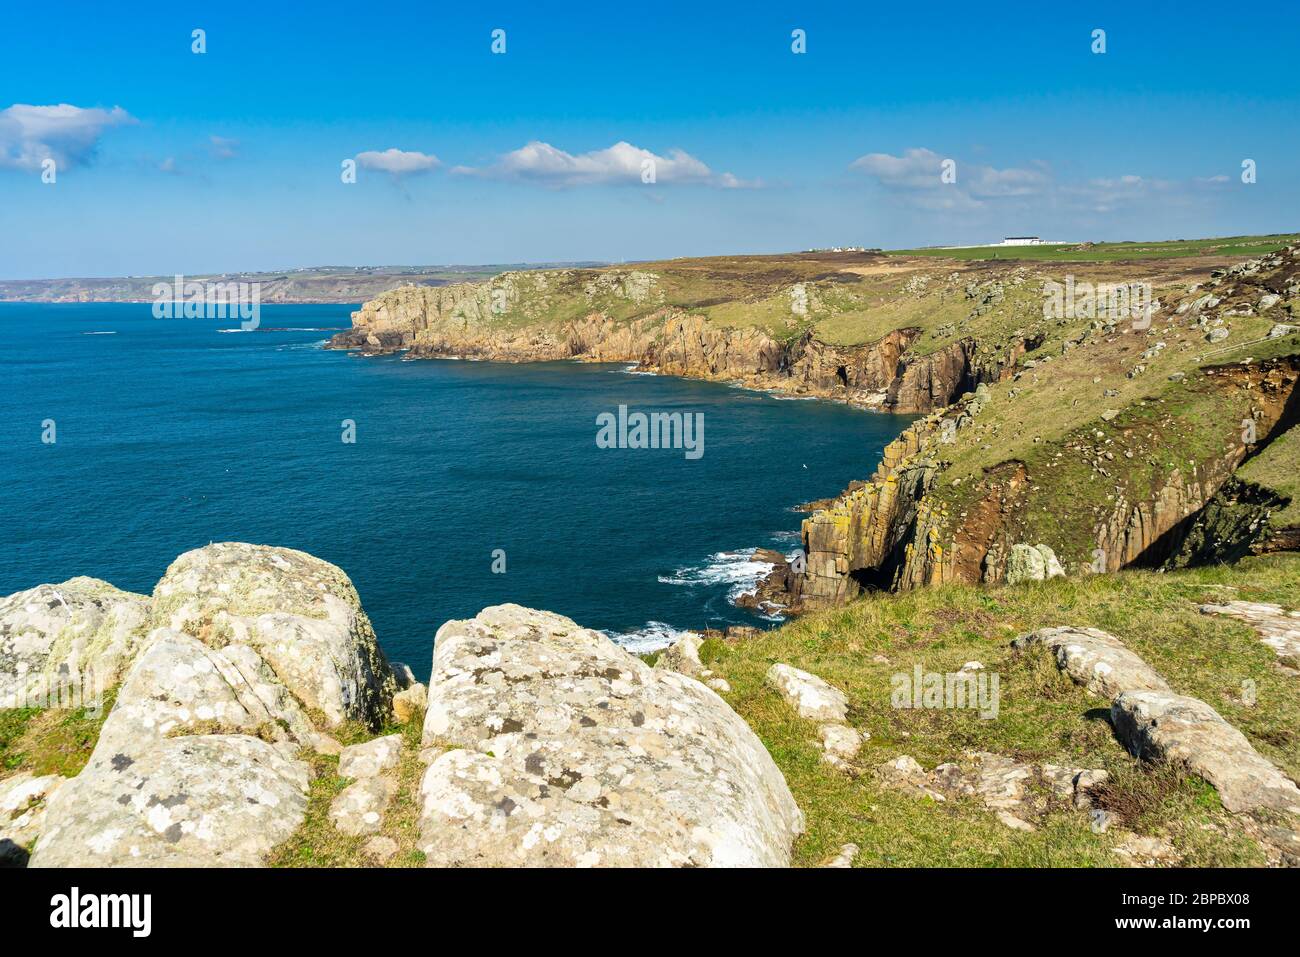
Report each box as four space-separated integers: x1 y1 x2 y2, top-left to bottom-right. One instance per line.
0 302 912 677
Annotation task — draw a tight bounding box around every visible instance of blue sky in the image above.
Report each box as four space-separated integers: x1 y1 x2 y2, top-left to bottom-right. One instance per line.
1 0 1297 278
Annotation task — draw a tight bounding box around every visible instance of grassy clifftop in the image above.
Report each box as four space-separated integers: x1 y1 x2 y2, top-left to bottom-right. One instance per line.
711 552 1300 866
343 233 1298 356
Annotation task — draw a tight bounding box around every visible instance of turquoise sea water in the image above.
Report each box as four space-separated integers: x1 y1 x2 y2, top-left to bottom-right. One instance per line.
0 303 911 676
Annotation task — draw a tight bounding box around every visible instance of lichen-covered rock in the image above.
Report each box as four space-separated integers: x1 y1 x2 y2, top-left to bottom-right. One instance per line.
94 629 319 759
1012 626 1171 698
338 734 403 779
824 843 859 868
765 663 849 722
0 578 150 708
1111 690 1300 816
1005 544 1065 584
818 724 864 770
654 633 705 678
0 773 68 867
150 543 396 728
879 750 1106 827
362 834 399 863
1114 833 1182 867
329 776 396 836
418 604 803 867
30 735 309 867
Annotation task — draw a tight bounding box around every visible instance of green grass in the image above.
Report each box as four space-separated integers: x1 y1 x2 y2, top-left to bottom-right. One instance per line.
266 712 428 868
1238 424 1300 528
0 689 117 778
707 553 1299 866
887 234 1300 263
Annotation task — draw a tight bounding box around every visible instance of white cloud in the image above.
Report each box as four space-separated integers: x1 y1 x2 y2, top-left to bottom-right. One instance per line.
0 103 134 171
209 135 239 160
850 147 1048 210
851 147 948 190
355 148 440 176
850 147 1235 220
453 140 757 188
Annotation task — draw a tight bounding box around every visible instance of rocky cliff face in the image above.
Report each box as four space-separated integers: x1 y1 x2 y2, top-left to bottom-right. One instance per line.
782 354 1300 605
775 245 1300 606
329 270 1028 414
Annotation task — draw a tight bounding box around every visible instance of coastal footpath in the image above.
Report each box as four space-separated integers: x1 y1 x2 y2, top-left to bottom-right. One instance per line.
331 243 1300 607
2 543 1298 867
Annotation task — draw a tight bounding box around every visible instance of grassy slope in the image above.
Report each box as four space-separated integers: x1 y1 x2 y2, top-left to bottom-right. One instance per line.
1238 424 1300 527
705 552 1300 866
436 235 1293 371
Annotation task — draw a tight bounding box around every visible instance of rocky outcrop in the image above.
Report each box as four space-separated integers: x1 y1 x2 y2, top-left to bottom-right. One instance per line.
92 628 323 758
765 663 849 722
653 632 706 679
338 734 403 779
1004 544 1066 584
330 735 404 836
0 578 149 708
0 774 67 867
30 735 309 867
787 346 1299 606
765 664 863 770
876 750 1109 832
151 543 396 729
1112 691 1300 816
21 543 397 867
1016 625 1300 819
330 776 397 836
418 604 803 867
1012 627 1171 699
792 417 947 606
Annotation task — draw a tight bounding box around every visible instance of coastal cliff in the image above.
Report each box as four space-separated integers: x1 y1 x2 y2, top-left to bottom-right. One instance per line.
331 246 1299 610
328 257 1043 413
771 246 1300 606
